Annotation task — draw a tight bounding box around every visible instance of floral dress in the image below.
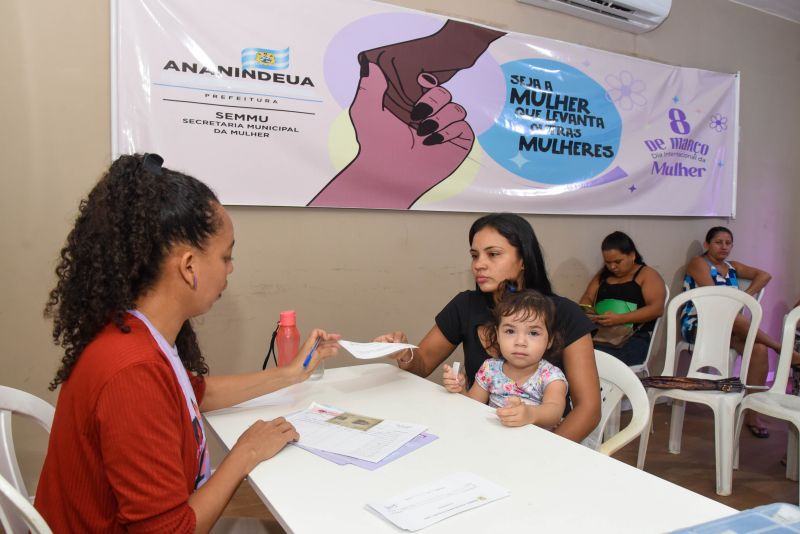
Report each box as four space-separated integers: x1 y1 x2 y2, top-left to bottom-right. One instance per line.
475 358 567 409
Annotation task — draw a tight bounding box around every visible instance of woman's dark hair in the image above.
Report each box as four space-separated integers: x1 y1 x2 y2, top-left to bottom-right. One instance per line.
44 154 220 390
484 289 563 362
468 213 553 296
600 231 645 279
705 226 733 244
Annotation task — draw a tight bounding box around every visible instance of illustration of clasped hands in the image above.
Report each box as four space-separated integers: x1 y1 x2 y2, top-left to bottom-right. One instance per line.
309 20 505 209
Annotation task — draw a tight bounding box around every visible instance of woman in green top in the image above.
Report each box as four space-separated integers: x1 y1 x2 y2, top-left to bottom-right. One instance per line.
579 231 666 366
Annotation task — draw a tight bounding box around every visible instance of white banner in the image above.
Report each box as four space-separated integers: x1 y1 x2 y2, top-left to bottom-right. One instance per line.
113 0 739 216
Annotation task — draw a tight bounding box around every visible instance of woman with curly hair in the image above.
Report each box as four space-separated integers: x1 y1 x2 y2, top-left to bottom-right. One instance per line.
34 153 340 532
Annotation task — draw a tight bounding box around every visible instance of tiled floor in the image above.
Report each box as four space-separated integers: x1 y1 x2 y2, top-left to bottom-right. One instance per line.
616 402 797 510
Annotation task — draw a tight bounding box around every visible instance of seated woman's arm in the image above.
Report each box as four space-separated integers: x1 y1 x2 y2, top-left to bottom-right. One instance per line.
200 329 339 412
579 273 601 306
375 325 456 378
553 334 601 442
685 255 715 287
189 418 298 533
195 330 336 530
730 261 771 297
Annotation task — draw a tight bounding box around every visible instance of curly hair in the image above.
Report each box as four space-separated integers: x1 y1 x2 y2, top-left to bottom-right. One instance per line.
483 289 563 364
44 154 220 390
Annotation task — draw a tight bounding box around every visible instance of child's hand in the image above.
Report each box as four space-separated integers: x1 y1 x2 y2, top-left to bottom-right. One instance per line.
496 396 532 427
442 364 465 394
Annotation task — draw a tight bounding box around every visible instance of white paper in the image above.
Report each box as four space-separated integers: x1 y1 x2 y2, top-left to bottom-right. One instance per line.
339 340 418 359
286 402 427 463
367 472 510 531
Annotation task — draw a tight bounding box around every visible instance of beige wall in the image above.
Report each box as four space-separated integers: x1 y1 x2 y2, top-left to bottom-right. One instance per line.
2 0 798 490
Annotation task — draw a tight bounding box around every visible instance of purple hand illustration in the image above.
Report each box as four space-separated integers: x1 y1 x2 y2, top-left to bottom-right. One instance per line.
308 62 474 209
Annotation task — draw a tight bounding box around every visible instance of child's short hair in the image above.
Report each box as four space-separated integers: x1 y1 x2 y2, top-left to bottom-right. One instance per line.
484 289 563 361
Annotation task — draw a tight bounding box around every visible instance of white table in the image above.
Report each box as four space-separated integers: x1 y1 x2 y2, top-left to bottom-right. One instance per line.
205 363 735 533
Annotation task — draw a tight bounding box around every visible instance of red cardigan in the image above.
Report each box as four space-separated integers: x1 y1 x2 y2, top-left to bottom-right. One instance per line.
35 316 206 533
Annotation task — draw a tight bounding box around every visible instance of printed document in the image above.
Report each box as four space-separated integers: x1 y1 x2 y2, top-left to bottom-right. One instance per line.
367 472 510 531
338 340 418 359
294 432 438 470
285 402 426 463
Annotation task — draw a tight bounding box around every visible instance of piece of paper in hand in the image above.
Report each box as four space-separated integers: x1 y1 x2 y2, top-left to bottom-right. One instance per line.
452 361 461 378
339 340 418 359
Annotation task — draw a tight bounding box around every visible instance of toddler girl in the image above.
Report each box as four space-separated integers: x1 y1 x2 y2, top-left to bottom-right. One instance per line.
443 289 567 428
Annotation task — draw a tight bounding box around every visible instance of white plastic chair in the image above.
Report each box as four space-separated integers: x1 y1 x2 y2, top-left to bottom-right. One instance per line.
636 286 761 496
0 473 51 534
585 350 651 456
604 283 669 438
0 386 270 533
629 283 671 378
0 386 54 534
733 306 800 504
675 278 764 375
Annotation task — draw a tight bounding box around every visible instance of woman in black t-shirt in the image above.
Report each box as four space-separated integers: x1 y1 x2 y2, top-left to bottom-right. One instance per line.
579 231 666 366
376 213 600 443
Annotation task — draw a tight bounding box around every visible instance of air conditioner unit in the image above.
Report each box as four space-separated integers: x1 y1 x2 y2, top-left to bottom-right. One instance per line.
517 0 672 33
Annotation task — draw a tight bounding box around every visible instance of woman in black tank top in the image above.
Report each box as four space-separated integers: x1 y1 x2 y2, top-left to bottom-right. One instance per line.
579 231 666 366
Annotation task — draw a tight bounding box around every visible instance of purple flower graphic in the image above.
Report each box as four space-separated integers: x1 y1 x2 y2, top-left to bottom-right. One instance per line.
605 70 647 111
709 113 728 132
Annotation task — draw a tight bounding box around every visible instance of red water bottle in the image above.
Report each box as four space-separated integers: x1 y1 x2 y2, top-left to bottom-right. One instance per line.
276 310 300 367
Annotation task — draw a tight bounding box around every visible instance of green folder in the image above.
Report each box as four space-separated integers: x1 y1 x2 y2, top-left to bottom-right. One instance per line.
595 299 637 328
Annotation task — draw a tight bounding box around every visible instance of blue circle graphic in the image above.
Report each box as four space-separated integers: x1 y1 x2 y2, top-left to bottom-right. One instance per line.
479 59 621 185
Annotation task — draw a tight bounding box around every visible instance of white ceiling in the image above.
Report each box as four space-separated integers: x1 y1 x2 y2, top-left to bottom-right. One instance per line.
729 0 800 24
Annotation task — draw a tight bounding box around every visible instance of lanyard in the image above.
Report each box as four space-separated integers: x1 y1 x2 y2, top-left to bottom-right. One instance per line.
127 310 211 488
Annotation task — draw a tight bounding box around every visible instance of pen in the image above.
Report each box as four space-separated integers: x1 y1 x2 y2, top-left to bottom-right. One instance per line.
302 337 321 369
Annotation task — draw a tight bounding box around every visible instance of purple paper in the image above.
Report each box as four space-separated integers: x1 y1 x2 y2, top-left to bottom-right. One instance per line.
293 432 438 470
